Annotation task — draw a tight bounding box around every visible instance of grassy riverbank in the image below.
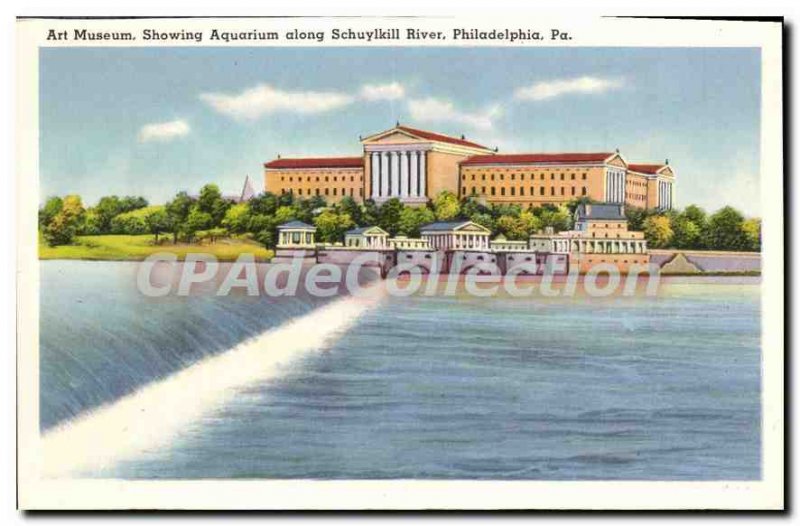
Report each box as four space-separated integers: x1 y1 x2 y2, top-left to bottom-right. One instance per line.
39 234 273 262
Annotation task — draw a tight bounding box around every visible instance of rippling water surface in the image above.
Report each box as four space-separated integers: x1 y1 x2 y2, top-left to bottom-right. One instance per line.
40 261 761 480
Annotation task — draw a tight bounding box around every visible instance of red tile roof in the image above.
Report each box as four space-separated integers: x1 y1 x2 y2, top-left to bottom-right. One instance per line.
628 163 666 174
397 125 490 150
264 156 364 169
461 152 614 166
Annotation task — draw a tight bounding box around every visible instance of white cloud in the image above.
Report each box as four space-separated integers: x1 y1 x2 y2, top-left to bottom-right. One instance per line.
199 84 355 120
138 119 190 143
698 169 761 217
515 76 624 101
360 82 406 101
406 97 500 131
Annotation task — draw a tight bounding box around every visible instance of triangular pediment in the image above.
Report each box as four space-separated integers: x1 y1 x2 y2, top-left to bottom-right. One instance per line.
362 128 428 145
454 221 491 234
605 153 628 168
363 226 389 236
659 166 675 178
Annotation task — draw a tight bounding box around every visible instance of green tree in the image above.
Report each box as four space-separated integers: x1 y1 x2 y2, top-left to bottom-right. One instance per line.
496 215 527 240
95 195 122 233
704 206 749 250
361 199 379 226
461 197 491 220
249 192 279 216
682 205 708 230
377 198 404 235
110 207 151 235
222 203 252 234
495 211 542 240
643 215 674 248
145 208 171 243
39 196 63 229
397 206 435 237
185 206 213 239
197 184 230 226
43 195 84 246
625 206 651 232
165 191 195 242
670 216 701 249
80 209 103 235
338 196 363 225
274 205 297 225
314 210 354 243
432 191 460 221
742 218 761 252
537 205 571 232
469 212 495 232
118 196 148 214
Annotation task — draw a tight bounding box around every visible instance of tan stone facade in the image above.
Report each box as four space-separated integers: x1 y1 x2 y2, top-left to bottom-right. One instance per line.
263 126 675 211
264 161 364 204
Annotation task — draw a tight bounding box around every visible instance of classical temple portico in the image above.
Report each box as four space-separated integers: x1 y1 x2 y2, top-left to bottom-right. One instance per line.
367 146 428 204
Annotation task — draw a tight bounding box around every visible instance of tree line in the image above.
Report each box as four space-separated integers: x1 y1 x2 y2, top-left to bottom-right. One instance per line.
39 185 760 252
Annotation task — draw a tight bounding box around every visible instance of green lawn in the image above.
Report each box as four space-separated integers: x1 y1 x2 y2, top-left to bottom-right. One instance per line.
39 234 274 262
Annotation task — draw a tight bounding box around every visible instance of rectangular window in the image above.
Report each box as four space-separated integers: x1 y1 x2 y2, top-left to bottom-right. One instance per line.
540 187 545 196
560 187 565 196
520 187 524 196
550 187 555 196
462 187 466 195
491 187 496 196
501 187 506 196
582 187 587 196
510 187 515 196
571 187 576 196
471 186 477 195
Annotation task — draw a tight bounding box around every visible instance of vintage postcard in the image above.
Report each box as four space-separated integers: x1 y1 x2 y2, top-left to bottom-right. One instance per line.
16 16 783 510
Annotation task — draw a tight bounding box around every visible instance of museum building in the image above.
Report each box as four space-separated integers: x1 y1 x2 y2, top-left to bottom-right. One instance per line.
264 124 675 211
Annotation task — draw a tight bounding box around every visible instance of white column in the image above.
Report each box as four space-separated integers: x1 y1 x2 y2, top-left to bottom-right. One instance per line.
400 151 409 197
409 151 419 196
419 151 427 199
380 151 389 197
390 152 400 197
371 152 379 198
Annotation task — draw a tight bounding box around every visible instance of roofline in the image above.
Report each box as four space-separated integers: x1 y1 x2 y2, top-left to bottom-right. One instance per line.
361 125 493 152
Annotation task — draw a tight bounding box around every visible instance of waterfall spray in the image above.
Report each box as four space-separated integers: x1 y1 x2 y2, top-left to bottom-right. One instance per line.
40 284 386 478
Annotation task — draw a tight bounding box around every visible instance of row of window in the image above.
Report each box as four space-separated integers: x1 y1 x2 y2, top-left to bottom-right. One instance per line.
281 175 364 183
462 172 588 182
463 185 588 197
281 187 364 197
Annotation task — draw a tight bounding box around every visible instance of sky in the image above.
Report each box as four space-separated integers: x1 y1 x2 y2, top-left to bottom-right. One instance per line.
39 46 761 216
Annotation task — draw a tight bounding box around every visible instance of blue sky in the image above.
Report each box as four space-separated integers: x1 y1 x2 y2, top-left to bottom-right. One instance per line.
40 47 761 215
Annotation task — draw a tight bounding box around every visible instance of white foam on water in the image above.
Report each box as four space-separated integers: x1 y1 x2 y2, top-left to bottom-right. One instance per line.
40 285 386 478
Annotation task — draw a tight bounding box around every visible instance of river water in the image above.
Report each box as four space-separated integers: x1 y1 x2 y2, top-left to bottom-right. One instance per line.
40 261 761 480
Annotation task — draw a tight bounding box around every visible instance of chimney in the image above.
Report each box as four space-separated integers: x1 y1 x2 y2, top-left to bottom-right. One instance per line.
461 134 466 140
665 158 669 165
395 120 400 127
277 154 281 159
